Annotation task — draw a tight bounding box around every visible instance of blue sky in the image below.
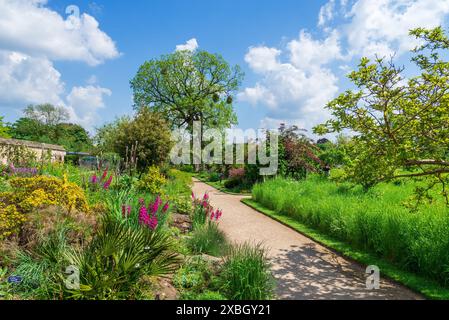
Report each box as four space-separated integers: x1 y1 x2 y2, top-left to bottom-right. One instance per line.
1 0 449 137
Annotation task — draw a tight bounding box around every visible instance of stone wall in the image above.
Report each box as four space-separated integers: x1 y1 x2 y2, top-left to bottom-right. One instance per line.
0 138 66 165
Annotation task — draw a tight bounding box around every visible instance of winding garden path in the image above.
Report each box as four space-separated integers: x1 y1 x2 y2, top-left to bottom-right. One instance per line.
192 178 423 300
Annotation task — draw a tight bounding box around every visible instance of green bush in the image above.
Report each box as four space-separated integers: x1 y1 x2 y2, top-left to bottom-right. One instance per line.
187 223 228 257
219 243 275 300
137 165 166 195
252 176 449 286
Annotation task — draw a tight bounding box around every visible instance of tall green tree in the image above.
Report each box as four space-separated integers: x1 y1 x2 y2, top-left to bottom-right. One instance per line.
24 104 69 126
314 26 449 203
10 105 92 152
130 50 244 131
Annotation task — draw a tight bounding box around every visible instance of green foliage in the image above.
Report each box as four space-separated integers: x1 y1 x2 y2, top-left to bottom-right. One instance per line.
23 104 69 126
112 108 173 171
64 214 179 299
219 243 275 300
10 117 92 152
130 50 243 131
173 256 222 300
93 116 131 154
314 27 449 201
137 165 167 195
0 117 10 138
164 169 192 199
253 177 449 286
187 223 228 257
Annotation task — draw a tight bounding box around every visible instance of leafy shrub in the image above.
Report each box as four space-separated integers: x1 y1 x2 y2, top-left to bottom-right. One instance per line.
228 168 245 180
172 196 192 215
208 172 221 182
64 214 179 299
173 256 219 298
224 179 241 189
187 223 228 257
219 243 275 300
137 165 167 195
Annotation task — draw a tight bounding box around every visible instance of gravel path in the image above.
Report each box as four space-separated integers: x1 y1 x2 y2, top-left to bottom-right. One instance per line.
192 178 423 300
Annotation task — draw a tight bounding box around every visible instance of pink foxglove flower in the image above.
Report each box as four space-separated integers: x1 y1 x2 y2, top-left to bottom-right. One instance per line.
203 193 209 200
139 206 150 225
191 192 195 200
162 201 169 213
91 175 98 184
148 216 158 230
101 166 109 181
103 175 113 190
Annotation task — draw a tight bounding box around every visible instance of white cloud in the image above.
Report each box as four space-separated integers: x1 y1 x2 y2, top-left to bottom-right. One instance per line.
0 0 119 66
318 0 335 27
239 32 341 132
0 0 118 130
175 38 199 52
322 0 449 58
244 46 281 73
242 0 449 135
66 85 112 129
288 30 343 70
0 50 64 106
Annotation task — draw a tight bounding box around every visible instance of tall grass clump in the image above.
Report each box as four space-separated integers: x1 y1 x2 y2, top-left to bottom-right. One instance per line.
187 223 228 257
219 243 275 300
252 176 449 286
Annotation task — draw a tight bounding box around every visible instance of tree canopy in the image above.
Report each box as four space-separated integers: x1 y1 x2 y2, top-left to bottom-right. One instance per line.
110 108 173 171
9 105 92 152
130 50 244 131
24 104 69 126
314 26 449 203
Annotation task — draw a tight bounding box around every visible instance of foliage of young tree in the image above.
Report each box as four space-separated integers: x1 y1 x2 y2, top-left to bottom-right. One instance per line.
130 50 244 131
0 116 10 138
314 27 449 201
24 104 69 126
317 135 351 168
94 116 131 154
112 108 173 171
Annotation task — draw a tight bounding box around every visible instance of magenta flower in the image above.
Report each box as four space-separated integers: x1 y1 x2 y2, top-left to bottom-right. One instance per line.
103 175 113 189
191 192 195 200
148 216 158 230
101 166 109 181
139 206 150 225
162 201 169 213
210 211 215 220
121 205 126 217
91 175 98 184
127 205 132 216
149 199 160 215
203 193 209 200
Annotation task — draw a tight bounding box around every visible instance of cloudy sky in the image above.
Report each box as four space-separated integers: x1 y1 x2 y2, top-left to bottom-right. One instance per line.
1 0 449 135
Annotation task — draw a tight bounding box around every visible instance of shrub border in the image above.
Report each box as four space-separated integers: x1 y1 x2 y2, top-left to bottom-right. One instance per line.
241 198 449 300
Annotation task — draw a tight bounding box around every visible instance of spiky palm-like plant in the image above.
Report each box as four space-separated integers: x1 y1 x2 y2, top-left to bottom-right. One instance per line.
64 214 179 300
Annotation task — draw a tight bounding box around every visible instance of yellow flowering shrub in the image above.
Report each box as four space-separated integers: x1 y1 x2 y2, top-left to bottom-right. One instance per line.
0 175 89 240
0 203 26 240
137 165 167 195
8 175 89 213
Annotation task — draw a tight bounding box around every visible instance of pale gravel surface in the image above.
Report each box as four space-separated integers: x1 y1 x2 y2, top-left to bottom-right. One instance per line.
192 178 423 300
